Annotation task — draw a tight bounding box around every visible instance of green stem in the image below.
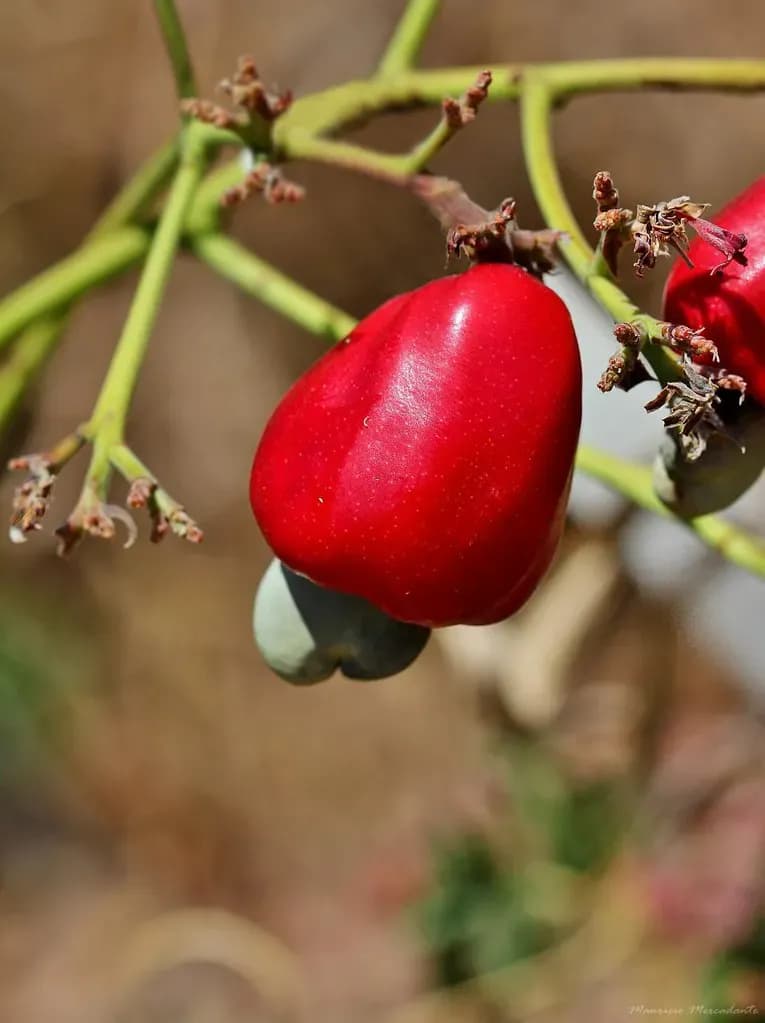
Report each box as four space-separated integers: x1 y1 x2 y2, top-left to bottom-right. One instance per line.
282 131 413 184
87 125 208 440
13 56 759 350
275 66 522 141
191 233 356 342
91 139 179 235
0 316 66 427
540 57 765 100
0 228 151 352
575 445 765 577
0 140 178 440
153 0 198 102
377 0 442 77
519 72 681 384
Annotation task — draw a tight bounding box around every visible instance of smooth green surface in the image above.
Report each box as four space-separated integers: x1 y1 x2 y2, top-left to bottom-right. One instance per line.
253 559 431 683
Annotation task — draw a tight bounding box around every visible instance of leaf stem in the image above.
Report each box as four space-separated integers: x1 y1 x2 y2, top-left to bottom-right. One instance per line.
377 0 442 78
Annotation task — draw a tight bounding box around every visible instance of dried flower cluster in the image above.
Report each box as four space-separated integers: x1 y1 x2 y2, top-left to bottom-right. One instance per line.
183 56 297 209
221 161 305 207
644 360 744 462
632 197 747 278
592 172 752 461
7 446 203 556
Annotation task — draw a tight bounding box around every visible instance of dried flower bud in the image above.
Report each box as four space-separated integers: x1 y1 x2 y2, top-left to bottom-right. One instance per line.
613 322 643 347
219 55 292 122
714 370 747 400
127 477 155 509
8 456 56 543
594 208 633 233
686 215 748 275
659 322 719 362
221 163 305 208
631 195 748 278
593 171 620 212
442 70 492 128
598 352 629 393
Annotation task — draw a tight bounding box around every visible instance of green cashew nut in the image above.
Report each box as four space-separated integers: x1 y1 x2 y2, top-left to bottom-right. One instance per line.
653 404 765 518
253 558 431 684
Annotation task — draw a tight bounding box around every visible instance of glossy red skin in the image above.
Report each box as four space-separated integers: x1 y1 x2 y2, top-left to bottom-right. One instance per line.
663 176 765 406
250 263 582 627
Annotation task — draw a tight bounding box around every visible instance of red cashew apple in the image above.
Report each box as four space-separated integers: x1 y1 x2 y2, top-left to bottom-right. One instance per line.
663 176 765 406
250 262 582 628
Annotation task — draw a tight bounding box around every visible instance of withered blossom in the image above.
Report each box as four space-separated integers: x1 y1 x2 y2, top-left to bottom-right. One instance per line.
645 359 739 461
632 197 747 278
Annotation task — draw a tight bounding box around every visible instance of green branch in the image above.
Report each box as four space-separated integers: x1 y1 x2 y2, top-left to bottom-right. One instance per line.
377 0 442 77
575 446 765 577
275 65 522 141
14 56 761 345
0 140 177 439
0 317 66 427
0 228 151 351
519 72 681 384
540 57 765 100
191 234 356 341
86 126 208 442
154 0 198 101
44 121 213 546
92 139 179 234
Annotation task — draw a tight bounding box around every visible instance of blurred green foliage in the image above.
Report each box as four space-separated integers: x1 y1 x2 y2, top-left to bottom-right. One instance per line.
416 739 631 987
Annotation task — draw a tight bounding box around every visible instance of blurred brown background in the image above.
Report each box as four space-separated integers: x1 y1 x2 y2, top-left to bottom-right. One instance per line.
0 2 764 1021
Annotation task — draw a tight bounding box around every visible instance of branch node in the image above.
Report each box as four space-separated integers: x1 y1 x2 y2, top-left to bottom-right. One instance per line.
645 359 745 461
183 55 292 151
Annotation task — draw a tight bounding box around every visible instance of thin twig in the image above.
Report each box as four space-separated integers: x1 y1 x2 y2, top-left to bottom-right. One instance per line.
0 228 151 352
0 140 179 436
191 233 356 341
153 0 198 102
377 0 443 78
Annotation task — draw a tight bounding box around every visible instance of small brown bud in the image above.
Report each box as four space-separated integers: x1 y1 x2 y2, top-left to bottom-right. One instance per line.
442 70 492 129
613 322 642 347
593 171 619 212
659 322 719 362
127 477 156 509
598 353 628 393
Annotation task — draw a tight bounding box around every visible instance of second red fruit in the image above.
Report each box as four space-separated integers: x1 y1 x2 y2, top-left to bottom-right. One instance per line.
663 176 765 405
250 262 582 628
